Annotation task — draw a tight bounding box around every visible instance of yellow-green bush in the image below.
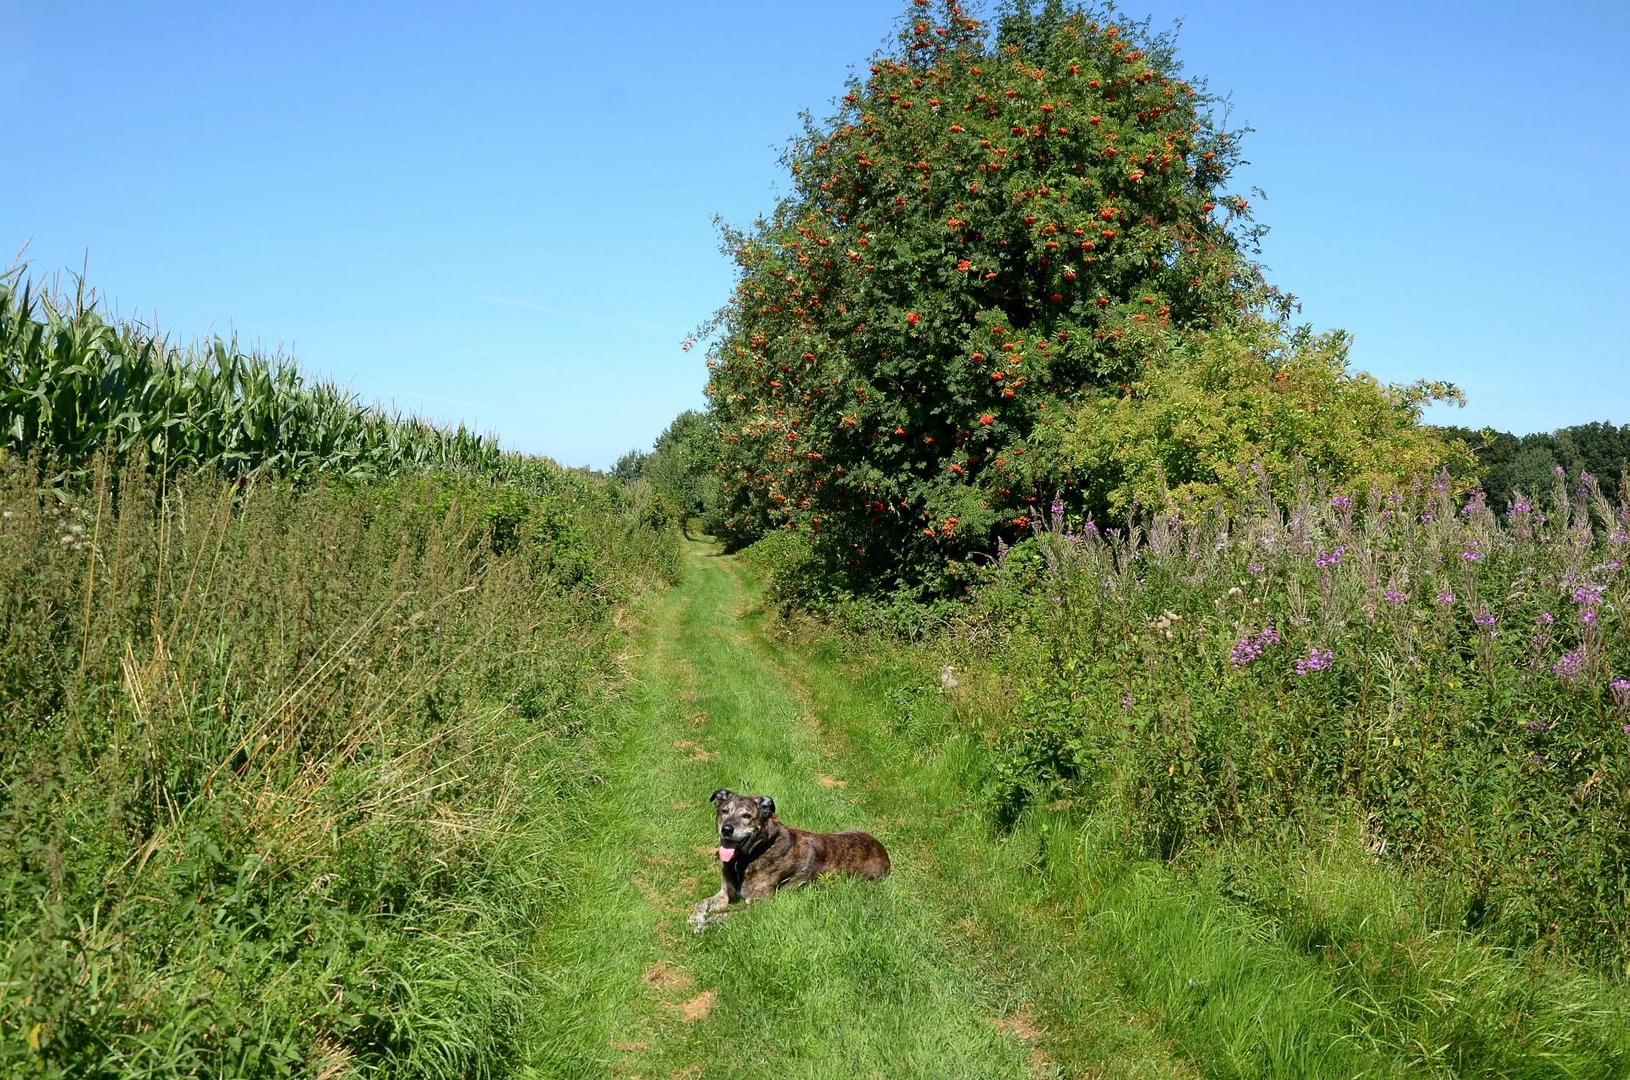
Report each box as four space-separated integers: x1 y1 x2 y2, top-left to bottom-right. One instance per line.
1041 316 1470 515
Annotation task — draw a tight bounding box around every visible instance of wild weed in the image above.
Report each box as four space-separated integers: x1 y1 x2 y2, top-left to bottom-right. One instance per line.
0 453 680 1076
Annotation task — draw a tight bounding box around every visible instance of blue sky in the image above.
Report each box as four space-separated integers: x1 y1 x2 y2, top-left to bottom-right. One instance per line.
4 0 1627 470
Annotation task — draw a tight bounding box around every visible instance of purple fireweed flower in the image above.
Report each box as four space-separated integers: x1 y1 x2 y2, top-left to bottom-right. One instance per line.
1435 590 1456 606
1572 586 1602 607
1330 495 1350 510
1461 546 1482 562
1420 511 1436 523
1536 611 1555 625
1384 588 1406 604
1474 608 1497 631
1509 499 1532 515
1121 694 1136 710
1294 647 1334 675
1553 650 1586 681
1246 561 1263 576
1612 530 1630 545
1388 491 1405 506
1527 719 1551 733
1314 547 1344 569
1610 679 1630 709
1231 625 1280 668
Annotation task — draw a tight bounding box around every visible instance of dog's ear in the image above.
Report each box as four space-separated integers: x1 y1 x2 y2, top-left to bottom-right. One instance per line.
755 795 776 818
709 788 734 807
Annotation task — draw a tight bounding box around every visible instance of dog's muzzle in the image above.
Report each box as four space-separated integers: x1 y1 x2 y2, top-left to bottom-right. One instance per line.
718 824 752 863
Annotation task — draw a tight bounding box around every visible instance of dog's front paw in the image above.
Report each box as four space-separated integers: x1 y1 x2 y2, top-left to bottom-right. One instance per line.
688 909 708 933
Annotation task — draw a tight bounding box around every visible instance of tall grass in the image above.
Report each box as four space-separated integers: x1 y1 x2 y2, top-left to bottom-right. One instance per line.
1 266 502 481
0 452 681 1076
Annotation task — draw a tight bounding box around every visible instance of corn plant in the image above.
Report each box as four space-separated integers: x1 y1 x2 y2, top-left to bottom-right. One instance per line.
2 268 504 482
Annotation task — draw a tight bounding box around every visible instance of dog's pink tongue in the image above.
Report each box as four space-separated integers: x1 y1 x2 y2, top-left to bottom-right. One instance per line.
719 845 737 863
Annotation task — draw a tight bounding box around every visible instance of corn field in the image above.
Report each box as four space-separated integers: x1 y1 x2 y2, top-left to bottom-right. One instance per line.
1 268 504 481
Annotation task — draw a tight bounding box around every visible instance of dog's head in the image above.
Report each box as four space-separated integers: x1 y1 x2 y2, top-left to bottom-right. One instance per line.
710 788 776 864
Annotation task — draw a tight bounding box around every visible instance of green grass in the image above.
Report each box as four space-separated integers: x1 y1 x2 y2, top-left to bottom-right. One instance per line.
782 622 1630 1078
525 541 1202 1078
14 480 1622 1076
763 621 1408 1079
525 544 1035 1077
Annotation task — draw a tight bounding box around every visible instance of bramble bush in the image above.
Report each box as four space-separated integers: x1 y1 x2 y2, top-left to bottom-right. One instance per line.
972 468 1630 968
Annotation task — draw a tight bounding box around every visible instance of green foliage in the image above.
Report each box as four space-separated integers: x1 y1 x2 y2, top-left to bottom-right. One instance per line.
610 447 648 483
1049 316 1467 515
967 469 1630 970
703 0 1269 583
637 409 721 530
0 454 681 1076
1 268 503 483
1442 421 1630 514
737 529 822 605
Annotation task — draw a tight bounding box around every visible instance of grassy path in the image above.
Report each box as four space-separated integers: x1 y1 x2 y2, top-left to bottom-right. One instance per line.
520 541 1193 1078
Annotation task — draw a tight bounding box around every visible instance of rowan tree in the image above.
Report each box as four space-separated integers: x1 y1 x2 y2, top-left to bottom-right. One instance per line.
702 0 1317 586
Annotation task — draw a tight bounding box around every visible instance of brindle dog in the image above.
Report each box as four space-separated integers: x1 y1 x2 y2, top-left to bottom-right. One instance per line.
688 788 890 932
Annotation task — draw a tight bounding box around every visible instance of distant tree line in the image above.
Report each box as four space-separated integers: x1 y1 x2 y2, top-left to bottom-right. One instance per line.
1437 421 1630 512
612 410 720 535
